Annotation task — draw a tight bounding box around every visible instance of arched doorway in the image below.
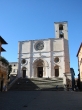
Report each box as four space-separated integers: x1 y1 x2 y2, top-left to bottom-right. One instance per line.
54 65 59 77
33 58 49 78
37 59 43 78
22 67 26 78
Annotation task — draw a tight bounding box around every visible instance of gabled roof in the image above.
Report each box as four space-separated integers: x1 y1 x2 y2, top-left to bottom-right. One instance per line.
77 43 82 57
0 36 8 44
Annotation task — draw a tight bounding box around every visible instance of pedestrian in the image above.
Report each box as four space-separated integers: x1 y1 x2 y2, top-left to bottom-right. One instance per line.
56 85 58 91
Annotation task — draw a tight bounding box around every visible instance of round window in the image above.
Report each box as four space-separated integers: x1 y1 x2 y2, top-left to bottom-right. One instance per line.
35 41 44 50
54 57 59 63
21 59 26 64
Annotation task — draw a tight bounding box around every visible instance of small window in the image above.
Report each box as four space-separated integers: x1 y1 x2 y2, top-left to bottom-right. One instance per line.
54 57 59 63
13 69 15 72
21 59 26 64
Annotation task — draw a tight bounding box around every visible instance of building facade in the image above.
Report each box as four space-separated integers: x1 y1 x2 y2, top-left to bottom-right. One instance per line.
9 62 18 76
77 43 82 89
0 36 8 91
17 22 71 85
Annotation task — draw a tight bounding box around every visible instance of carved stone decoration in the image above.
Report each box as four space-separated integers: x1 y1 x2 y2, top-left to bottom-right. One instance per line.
37 61 43 67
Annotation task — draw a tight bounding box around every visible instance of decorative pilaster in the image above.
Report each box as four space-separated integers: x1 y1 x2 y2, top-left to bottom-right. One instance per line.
30 41 33 78
18 42 22 78
50 39 53 77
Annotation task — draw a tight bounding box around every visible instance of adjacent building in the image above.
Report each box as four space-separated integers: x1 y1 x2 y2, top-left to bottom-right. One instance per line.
9 62 18 76
70 68 75 90
77 43 82 89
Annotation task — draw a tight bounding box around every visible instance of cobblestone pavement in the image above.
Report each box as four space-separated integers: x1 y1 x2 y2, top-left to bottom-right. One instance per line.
0 91 82 110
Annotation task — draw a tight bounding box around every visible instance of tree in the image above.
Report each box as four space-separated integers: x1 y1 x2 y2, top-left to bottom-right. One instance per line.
8 65 12 79
0 56 9 65
0 56 12 79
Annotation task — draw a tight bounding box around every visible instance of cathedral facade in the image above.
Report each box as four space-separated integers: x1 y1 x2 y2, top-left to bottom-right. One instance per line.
17 21 71 85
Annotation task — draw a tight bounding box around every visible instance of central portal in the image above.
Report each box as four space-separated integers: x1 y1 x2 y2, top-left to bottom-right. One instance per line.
22 67 26 78
23 70 26 78
37 67 43 78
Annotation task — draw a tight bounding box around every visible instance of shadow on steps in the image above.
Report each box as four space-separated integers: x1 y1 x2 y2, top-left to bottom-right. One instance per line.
8 78 64 91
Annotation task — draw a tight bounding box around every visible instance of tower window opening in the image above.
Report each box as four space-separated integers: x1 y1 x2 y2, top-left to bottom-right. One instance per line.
60 34 64 38
59 24 63 30
59 30 64 38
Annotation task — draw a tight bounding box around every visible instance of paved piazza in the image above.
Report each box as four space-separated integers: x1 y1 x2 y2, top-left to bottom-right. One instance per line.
0 91 82 110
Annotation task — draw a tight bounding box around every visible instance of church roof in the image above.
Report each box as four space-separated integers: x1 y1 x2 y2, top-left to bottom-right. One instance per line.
18 37 62 42
76 43 82 57
0 36 8 44
9 62 18 64
54 21 68 24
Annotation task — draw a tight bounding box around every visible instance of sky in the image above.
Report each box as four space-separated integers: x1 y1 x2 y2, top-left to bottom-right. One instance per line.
0 0 82 77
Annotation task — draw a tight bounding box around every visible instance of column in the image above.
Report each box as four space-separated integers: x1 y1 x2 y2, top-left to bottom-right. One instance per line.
30 41 33 78
50 39 53 77
18 42 22 78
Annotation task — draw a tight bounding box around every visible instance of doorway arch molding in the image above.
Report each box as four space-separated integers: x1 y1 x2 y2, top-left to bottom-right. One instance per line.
33 58 49 77
22 66 27 70
33 58 49 67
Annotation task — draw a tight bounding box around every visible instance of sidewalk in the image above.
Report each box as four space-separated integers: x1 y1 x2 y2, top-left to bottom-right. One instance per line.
0 91 82 110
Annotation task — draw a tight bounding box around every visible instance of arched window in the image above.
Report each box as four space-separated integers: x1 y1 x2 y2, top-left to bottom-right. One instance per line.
59 24 64 38
59 32 64 38
59 24 63 30
22 67 26 78
54 65 59 77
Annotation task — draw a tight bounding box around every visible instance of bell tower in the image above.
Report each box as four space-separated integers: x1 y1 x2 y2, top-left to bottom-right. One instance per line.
54 21 68 40
54 21 70 73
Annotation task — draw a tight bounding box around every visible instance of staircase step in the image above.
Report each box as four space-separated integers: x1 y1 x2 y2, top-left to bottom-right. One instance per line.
9 78 64 91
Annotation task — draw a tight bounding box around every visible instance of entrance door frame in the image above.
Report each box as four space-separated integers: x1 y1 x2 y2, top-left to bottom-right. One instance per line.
54 65 59 77
33 58 49 78
22 67 26 78
37 67 43 78
23 70 26 78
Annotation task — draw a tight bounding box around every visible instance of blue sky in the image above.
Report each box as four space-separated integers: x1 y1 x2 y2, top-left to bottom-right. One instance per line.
0 0 82 77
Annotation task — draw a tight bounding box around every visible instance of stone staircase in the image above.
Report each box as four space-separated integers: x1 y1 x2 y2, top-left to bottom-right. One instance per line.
9 78 64 91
